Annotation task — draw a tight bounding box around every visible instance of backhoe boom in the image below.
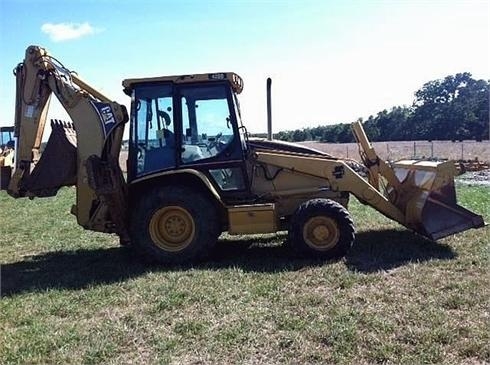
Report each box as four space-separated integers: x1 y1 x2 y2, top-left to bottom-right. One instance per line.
9 45 128 235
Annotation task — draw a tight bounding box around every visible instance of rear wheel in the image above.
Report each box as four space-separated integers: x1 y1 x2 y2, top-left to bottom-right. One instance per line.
289 199 355 259
130 186 220 264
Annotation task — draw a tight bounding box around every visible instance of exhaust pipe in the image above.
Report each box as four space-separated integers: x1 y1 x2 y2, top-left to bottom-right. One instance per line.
266 77 272 140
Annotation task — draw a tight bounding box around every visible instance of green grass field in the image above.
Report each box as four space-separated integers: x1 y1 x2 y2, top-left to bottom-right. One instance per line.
1 185 489 364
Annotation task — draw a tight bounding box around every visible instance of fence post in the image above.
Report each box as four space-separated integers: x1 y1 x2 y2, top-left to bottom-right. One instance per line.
413 141 416 158
431 141 434 159
461 142 464 161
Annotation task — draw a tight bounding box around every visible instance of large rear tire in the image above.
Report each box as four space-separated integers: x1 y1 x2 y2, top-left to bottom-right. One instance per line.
289 199 355 259
130 186 220 264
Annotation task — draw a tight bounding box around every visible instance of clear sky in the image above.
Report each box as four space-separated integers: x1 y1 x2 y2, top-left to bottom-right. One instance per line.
0 0 488 138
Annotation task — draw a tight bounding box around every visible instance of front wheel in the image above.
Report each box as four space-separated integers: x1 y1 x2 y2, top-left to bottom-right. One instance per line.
288 199 355 259
130 186 221 264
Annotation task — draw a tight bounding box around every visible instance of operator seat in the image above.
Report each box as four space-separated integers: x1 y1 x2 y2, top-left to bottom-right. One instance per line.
144 109 176 172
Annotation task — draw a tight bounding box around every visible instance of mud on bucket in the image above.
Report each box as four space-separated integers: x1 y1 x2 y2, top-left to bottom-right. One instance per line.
393 160 485 240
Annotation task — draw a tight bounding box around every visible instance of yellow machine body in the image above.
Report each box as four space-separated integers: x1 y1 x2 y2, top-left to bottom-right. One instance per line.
227 204 277 235
6 45 485 264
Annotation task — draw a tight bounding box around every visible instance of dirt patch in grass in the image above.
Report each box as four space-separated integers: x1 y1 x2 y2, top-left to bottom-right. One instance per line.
457 169 490 187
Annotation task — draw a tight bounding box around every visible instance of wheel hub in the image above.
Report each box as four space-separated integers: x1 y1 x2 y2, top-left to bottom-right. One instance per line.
165 216 187 237
303 216 340 250
312 225 330 241
149 206 195 252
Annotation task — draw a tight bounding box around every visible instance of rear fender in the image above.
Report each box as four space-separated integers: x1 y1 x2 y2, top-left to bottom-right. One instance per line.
129 169 225 211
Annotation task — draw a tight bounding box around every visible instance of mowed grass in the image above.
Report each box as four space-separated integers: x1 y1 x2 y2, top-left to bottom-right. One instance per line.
0 185 489 364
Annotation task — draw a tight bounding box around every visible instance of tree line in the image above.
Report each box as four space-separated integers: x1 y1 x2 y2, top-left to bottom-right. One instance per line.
273 73 489 143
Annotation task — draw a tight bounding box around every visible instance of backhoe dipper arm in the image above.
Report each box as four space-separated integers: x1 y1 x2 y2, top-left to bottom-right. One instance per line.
9 45 128 231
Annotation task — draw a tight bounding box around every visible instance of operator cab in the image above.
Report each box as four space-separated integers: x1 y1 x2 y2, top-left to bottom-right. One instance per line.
123 73 248 194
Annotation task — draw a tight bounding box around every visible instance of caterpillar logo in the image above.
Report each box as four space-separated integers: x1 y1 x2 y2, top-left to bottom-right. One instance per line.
100 105 116 126
93 102 116 137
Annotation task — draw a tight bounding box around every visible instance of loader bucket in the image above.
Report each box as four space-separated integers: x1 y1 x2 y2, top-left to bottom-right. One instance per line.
23 120 77 197
392 160 485 240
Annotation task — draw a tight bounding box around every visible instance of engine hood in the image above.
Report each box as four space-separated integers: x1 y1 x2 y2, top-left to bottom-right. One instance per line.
246 138 333 158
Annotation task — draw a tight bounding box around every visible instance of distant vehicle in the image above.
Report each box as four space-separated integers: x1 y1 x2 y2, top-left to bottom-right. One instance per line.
0 126 14 152
0 126 15 189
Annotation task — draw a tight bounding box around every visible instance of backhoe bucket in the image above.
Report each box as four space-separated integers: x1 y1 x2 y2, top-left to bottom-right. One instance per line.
392 160 485 240
23 120 77 197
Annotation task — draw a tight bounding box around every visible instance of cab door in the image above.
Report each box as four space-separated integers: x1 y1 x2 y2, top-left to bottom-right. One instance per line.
176 82 248 194
130 83 177 179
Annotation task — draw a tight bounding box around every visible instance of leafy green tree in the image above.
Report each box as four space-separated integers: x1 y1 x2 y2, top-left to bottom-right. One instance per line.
275 130 292 141
275 73 488 142
410 73 489 140
321 126 337 142
362 116 380 141
292 129 307 142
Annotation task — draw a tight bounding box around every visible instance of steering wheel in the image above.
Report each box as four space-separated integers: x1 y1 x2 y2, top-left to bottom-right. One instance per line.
207 132 223 152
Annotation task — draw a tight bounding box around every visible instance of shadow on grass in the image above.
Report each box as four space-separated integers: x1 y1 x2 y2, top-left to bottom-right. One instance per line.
1 229 455 297
345 229 456 273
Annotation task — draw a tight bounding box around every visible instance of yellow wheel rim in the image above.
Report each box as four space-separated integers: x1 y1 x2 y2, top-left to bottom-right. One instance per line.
149 206 195 252
303 216 340 251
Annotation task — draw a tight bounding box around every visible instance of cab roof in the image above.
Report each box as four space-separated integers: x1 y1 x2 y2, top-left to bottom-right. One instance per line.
122 72 243 95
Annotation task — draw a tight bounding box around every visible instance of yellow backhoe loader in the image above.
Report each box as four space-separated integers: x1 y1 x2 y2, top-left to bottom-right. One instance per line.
7 45 485 264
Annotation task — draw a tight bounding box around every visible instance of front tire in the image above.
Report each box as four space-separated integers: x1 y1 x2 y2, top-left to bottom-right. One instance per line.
289 199 355 259
130 186 220 264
